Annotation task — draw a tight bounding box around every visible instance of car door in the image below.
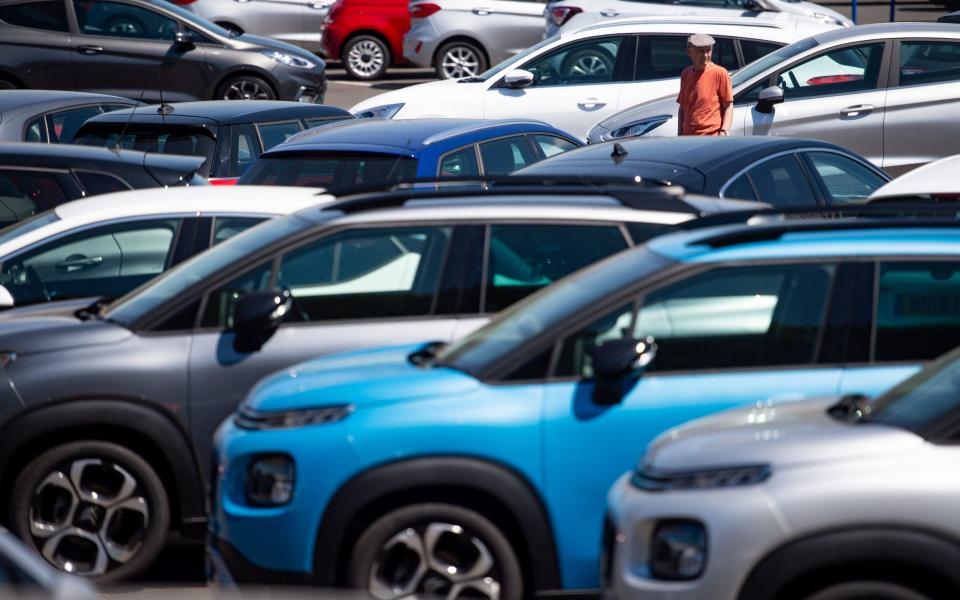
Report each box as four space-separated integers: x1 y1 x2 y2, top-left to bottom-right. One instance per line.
739 41 888 165
0 0 73 90
186 224 460 459
68 0 208 101
474 0 546 58
882 39 960 176
482 34 633 139
541 261 844 586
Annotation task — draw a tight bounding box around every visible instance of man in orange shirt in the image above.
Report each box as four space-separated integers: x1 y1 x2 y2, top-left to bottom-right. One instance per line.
677 33 734 136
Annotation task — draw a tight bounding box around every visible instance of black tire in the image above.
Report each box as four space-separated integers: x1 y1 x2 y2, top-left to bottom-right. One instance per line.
560 47 614 79
9 440 170 584
348 503 523 599
215 74 276 100
342 35 390 80
435 40 488 80
806 581 932 600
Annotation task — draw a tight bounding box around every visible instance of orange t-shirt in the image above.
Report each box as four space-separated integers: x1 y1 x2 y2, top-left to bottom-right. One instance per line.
677 62 733 136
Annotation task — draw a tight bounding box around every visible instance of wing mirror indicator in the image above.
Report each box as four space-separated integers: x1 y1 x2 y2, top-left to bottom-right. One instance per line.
589 336 657 406
756 85 784 114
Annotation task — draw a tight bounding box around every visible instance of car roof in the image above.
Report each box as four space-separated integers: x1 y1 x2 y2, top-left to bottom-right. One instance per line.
0 142 161 165
267 118 564 153
83 101 351 126
566 16 797 41
811 21 960 45
868 154 960 200
0 186 335 257
0 90 138 121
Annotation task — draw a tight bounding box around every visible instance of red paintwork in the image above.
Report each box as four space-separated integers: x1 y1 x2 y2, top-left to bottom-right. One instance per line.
320 0 410 65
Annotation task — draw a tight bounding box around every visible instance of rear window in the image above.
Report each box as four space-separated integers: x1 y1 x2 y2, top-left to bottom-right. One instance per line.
74 126 217 171
238 152 419 194
0 0 67 31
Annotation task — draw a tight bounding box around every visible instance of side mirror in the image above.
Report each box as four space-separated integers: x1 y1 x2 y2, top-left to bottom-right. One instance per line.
755 85 784 114
503 69 534 89
174 31 194 48
232 289 291 353
589 336 657 406
0 284 13 308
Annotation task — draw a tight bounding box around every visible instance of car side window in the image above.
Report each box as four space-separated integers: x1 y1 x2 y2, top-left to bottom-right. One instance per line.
523 36 626 87
73 0 179 40
636 36 736 81
530 134 578 158
0 0 68 31
201 262 274 328
438 146 480 177
740 40 784 65
211 217 266 246
898 41 960 87
256 121 303 151
0 168 69 214
74 170 131 195
633 263 836 371
776 42 884 101
555 303 635 378
804 151 885 205
723 173 757 201
743 154 818 207
274 226 452 322
875 262 960 362
24 117 47 143
478 136 537 175
223 123 259 178
47 106 104 143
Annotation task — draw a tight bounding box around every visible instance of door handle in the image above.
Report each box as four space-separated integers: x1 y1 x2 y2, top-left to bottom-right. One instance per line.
78 45 104 55
840 104 874 117
472 7 492 15
600 9 619 16
56 255 103 273
309 1 328 8
577 98 606 109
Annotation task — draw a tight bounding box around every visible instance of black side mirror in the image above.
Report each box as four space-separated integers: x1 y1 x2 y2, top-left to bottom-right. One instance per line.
232 289 292 353
755 85 784 114
174 31 194 48
589 336 657 406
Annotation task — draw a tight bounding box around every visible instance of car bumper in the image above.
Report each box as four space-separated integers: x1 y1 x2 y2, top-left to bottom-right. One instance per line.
403 33 440 68
277 70 327 103
207 534 315 587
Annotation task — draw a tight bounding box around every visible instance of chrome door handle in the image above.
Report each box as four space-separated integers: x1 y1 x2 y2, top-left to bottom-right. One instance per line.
78 45 103 54
840 104 874 117
56 256 103 273
577 98 606 109
472 7 492 14
600 9 619 16
310 2 329 8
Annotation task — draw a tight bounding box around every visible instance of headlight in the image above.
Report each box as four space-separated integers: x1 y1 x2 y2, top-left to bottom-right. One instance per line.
234 403 353 430
353 103 404 119
601 116 670 141
650 520 706 580
631 464 770 491
263 50 316 69
244 454 295 506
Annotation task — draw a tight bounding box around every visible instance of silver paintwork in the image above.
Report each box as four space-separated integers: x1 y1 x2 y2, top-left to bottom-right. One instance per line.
182 0 329 51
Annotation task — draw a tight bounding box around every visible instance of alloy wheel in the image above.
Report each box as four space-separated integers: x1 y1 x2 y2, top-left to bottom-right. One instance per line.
440 46 481 79
347 40 385 77
568 54 610 77
222 79 272 100
28 459 149 576
368 521 501 600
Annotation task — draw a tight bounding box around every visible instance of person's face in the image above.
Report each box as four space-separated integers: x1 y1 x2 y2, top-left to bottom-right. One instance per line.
686 44 712 69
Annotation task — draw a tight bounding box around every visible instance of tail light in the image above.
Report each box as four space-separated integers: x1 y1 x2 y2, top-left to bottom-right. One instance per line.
410 2 441 18
208 177 239 186
550 6 582 26
326 0 344 22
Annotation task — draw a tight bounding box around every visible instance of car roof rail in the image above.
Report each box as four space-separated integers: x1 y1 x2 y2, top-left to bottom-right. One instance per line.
322 175 699 214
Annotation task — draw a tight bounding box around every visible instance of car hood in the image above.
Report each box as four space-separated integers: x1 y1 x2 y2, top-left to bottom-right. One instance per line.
642 395 924 473
770 0 852 26
233 33 326 68
0 308 130 356
244 342 480 413
350 79 479 117
589 95 677 143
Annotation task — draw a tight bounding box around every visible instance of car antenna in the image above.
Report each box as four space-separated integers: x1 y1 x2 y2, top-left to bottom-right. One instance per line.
112 90 145 155
157 55 174 117
611 142 628 165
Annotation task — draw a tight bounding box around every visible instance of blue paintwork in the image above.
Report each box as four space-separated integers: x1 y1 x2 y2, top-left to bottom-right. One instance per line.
211 225 960 589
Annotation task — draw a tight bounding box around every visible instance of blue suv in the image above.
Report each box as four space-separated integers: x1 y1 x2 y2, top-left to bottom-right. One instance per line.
210 217 960 596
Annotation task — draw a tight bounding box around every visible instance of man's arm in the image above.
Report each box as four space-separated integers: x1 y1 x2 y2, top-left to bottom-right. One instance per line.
719 101 732 135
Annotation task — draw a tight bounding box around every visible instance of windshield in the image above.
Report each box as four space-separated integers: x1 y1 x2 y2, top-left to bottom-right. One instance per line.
731 37 819 88
104 215 314 325
438 247 671 375
238 152 419 195
867 347 960 434
0 212 59 246
145 0 235 37
476 35 559 82
75 126 217 173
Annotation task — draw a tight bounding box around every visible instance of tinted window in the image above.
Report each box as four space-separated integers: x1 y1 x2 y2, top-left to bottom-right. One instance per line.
741 40 784 65
898 41 960 87
525 36 625 87
634 263 835 371
0 0 67 31
257 121 302 151
305 117 347 129
48 106 103 143
439 146 479 177
777 42 884 100
220 123 259 178
531 134 578 158
271 227 451 322
723 173 756 201
875 262 960 362
239 153 419 194
212 217 266 245
869 347 960 434
485 224 629 313
745 154 817 207
75 127 217 170
0 169 69 215
556 303 635 377
24 117 47 143
636 36 736 81
74 171 131 195
74 0 179 40
478 136 536 175
805 151 885 205
201 261 273 328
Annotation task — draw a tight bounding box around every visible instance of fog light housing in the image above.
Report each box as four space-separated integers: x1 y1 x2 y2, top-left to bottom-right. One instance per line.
650 520 706 580
244 454 295 506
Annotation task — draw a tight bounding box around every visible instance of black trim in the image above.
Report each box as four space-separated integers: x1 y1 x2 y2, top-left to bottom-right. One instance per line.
312 456 562 592
209 535 314 586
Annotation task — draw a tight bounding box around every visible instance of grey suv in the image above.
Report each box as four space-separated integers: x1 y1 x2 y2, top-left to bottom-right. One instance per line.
0 181 758 582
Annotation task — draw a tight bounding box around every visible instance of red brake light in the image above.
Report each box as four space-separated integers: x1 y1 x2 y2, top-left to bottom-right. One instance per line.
208 177 239 186
550 6 582 27
327 0 344 22
410 2 441 18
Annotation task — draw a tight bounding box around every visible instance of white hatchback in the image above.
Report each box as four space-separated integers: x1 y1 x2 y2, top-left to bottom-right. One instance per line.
353 17 808 140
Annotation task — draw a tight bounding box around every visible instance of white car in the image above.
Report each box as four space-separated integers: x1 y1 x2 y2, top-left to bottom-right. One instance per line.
0 186 332 310
545 0 851 38
868 153 960 202
354 17 808 140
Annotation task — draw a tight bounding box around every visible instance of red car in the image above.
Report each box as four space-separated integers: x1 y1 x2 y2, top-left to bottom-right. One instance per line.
320 0 409 80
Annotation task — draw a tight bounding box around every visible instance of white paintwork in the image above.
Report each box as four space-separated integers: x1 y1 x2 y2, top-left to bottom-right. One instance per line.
869 154 960 200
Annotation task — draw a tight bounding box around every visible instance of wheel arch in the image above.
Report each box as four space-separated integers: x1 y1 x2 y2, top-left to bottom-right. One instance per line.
432 35 490 70
737 527 960 600
313 455 562 594
210 67 280 101
0 397 206 536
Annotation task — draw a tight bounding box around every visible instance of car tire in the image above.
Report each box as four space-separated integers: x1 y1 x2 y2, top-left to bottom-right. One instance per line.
215 74 277 100
348 502 523 599
805 580 931 600
435 40 488 80
9 440 170 584
342 35 390 80
560 47 614 78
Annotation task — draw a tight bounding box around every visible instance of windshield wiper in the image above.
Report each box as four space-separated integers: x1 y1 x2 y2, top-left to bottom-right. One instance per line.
827 394 871 423
408 341 447 367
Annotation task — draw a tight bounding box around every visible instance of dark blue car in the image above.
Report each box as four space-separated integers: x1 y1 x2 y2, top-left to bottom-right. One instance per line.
237 118 581 193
